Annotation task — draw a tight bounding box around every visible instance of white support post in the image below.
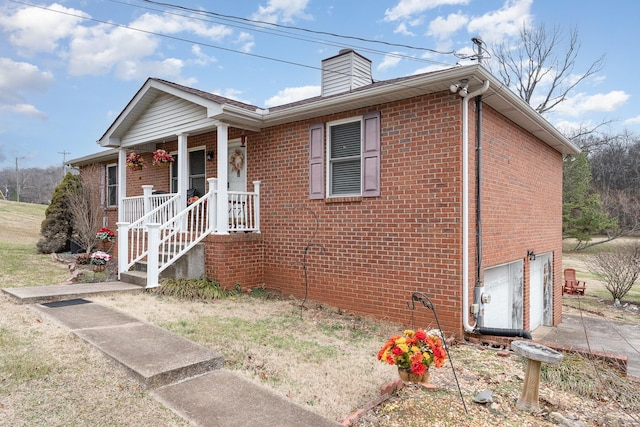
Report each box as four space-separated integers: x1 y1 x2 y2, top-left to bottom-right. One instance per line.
216 124 229 235
177 133 188 208
253 180 261 233
177 133 189 231
142 185 153 224
117 149 127 223
146 223 160 288
116 221 129 279
208 178 217 233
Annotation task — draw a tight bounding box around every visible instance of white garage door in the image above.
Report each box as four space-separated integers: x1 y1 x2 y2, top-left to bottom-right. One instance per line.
483 261 523 329
529 253 552 331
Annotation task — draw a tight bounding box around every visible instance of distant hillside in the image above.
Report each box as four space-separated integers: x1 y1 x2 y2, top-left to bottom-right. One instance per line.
0 200 47 245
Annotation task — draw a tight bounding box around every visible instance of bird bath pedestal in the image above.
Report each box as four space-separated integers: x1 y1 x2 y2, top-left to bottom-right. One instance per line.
511 340 564 412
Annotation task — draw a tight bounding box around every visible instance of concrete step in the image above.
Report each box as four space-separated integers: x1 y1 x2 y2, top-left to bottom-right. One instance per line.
33 299 225 388
120 270 147 287
2 282 144 305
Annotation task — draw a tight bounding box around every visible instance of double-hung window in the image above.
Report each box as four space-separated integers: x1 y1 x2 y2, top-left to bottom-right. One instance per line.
171 148 206 196
106 164 118 207
309 111 380 199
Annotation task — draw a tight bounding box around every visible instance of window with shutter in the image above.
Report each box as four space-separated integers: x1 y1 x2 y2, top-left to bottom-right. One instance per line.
314 112 379 198
106 164 118 207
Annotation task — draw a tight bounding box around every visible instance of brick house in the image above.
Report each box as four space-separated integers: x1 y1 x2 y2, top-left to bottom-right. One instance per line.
69 49 579 339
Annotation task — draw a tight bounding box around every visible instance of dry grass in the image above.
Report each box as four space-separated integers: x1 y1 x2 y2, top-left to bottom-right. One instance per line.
2 200 640 426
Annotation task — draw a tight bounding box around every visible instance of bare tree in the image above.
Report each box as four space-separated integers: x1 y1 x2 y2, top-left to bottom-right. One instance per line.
491 24 605 114
587 243 640 302
66 165 103 253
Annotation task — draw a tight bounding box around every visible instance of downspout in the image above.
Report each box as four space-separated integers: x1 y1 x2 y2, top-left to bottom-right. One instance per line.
474 95 484 327
461 81 533 340
462 80 489 332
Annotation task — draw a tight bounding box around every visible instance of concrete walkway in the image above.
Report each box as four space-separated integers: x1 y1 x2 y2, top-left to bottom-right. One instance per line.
4 283 639 424
534 314 640 378
3 285 341 426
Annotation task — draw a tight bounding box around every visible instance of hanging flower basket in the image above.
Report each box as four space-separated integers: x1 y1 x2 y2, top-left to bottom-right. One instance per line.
153 149 175 166
126 152 146 171
95 227 115 243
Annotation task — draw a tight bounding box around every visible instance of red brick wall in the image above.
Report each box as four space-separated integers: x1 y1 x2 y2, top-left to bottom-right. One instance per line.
248 91 563 338
479 106 563 328
204 233 264 290
98 91 564 338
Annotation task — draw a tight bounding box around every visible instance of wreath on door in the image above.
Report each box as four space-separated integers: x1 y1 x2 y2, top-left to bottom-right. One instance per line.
229 148 244 172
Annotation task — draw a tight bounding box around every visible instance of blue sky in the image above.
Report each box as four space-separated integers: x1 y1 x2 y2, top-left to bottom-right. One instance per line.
0 0 638 169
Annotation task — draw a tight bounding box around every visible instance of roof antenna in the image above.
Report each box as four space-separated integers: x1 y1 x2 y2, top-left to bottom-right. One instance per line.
471 37 484 64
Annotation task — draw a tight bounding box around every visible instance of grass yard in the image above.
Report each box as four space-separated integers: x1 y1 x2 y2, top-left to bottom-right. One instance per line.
1 200 639 426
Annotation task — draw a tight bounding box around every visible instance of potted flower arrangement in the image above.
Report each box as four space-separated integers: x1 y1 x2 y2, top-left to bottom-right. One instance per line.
126 152 146 171
153 149 175 166
377 329 447 384
95 227 115 242
90 250 111 272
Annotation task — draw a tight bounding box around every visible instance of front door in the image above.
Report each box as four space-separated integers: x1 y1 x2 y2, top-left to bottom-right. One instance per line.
228 141 246 191
227 142 247 228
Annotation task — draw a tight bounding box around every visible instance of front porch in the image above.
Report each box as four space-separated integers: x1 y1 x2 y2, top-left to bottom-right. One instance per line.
116 178 261 288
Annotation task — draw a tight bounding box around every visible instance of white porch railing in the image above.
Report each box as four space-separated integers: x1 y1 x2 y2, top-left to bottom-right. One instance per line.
117 179 261 288
121 186 176 225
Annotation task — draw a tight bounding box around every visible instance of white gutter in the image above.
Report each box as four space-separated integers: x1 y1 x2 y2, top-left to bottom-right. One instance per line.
462 80 490 332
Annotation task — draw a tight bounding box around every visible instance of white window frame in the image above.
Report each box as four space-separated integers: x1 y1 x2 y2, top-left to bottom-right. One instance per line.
326 115 363 197
106 163 118 207
171 145 206 195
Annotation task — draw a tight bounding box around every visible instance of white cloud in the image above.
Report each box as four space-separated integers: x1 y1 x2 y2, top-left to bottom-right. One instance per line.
467 0 533 44
235 32 256 54
0 58 53 118
1 4 232 83
393 22 415 36
552 91 630 117
211 88 253 105
384 0 469 22
252 0 312 24
264 85 320 107
0 103 47 119
377 53 403 71
428 13 468 39
66 23 159 77
191 45 217 66
131 12 232 41
624 116 640 126
0 3 89 54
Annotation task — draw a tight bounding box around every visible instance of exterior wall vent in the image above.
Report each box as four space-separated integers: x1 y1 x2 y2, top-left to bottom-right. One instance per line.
321 49 373 97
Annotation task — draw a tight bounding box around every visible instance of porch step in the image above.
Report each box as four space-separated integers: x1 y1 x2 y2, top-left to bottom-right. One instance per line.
120 270 147 287
119 243 205 287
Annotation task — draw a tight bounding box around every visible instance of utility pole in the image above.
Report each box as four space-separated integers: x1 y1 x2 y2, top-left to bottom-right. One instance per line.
15 157 25 202
59 150 70 178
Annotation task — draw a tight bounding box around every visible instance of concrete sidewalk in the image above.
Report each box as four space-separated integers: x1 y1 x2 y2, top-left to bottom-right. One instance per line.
534 313 640 378
2 281 143 304
28 296 341 427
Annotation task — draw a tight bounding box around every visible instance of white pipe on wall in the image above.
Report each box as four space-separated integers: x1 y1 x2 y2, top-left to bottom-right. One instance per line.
461 80 490 332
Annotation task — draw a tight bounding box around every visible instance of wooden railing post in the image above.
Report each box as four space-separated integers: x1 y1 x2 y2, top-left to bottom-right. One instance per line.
116 221 129 279
146 223 160 288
